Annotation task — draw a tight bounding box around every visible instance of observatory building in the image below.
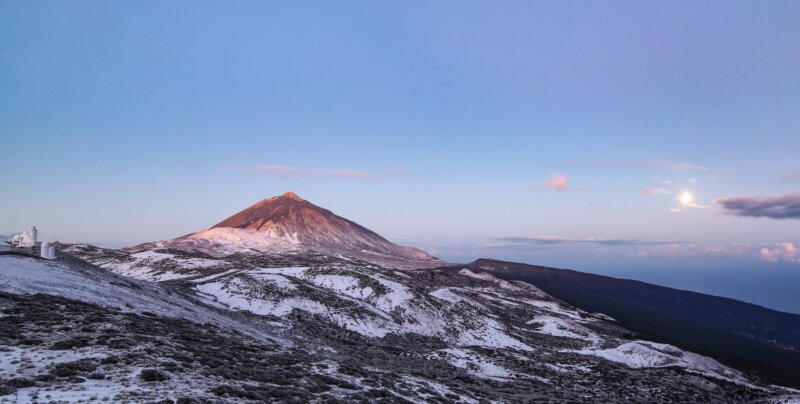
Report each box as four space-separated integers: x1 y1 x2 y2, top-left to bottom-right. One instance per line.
5 225 55 259
11 226 39 248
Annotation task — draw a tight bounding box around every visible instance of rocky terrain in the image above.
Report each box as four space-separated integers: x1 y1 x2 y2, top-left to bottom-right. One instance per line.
3 193 799 402
1 244 798 402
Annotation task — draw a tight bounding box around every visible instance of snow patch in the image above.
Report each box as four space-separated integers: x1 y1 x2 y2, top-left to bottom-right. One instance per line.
527 315 602 346
196 280 327 317
521 299 584 319
249 273 297 290
457 318 533 351
459 268 523 292
189 268 244 283
252 266 309 277
429 288 487 309
431 348 513 380
309 275 374 299
574 340 756 388
130 250 175 260
369 274 413 312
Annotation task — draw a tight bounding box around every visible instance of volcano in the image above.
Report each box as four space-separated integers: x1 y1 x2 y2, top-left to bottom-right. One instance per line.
129 192 442 269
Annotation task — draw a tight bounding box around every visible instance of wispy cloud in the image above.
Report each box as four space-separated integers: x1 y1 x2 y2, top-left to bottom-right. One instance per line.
760 243 800 263
543 172 569 192
642 187 670 196
715 194 800 220
390 167 415 177
221 164 379 180
708 169 731 180
784 171 800 181
603 159 708 171
492 236 685 246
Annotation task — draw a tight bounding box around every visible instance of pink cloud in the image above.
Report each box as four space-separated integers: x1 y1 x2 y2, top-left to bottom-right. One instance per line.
642 187 670 196
639 242 800 263
543 172 569 192
221 164 379 180
760 243 800 263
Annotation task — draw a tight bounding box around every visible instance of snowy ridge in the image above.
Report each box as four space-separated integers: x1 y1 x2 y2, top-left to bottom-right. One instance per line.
64 245 231 282
187 261 533 348
0 255 281 343
459 268 547 297
129 228 302 259
573 340 757 388
527 315 602 345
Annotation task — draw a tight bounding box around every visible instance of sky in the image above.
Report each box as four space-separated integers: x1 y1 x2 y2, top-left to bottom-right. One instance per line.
1 1 799 310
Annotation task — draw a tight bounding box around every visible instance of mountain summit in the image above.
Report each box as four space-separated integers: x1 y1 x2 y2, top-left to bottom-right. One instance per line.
211 191 436 261
130 192 442 269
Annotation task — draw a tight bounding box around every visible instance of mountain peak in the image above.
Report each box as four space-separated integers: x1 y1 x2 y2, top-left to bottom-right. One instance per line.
280 191 302 200
177 192 443 268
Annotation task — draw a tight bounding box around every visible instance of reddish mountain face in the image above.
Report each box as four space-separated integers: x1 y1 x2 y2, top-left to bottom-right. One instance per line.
208 192 438 263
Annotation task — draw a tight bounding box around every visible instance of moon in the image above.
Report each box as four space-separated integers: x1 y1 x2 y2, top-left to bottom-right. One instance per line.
678 191 694 205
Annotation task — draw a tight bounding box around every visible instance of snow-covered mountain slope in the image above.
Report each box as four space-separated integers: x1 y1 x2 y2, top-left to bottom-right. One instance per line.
127 192 444 269
51 243 800 402
0 254 278 341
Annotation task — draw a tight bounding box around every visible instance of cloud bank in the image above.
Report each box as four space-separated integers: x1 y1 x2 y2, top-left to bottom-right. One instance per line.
716 194 800 219
485 237 800 264
492 236 684 246
760 243 800 263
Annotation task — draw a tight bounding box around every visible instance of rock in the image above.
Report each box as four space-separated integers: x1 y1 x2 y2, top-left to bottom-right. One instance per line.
140 369 169 382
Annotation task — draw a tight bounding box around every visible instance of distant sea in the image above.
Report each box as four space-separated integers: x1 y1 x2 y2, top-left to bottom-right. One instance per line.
439 254 800 315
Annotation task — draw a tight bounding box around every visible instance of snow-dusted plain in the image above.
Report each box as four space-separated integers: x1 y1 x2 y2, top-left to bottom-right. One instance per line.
1 245 797 402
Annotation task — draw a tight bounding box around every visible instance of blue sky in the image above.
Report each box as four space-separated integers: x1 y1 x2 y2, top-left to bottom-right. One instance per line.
1 1 799 308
